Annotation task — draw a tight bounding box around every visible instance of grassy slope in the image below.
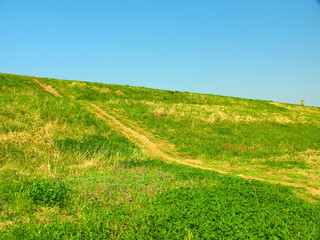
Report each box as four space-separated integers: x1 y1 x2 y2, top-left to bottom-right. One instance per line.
0 73 319 239
47 73 320 189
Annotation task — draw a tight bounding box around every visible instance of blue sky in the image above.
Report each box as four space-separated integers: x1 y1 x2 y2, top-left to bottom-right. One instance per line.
1 0 320 106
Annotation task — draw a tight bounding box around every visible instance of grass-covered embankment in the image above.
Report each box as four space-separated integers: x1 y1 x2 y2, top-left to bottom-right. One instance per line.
0 73 319 239
45 74 320 189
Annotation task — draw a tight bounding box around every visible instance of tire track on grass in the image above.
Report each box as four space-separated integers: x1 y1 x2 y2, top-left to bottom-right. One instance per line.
85 102 320 197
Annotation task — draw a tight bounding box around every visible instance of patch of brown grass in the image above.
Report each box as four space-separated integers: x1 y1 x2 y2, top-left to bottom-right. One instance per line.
69 82 87 87
153 108 166 119
34 207 59 224
114 90 125 96
0 220 14 230
35 164 55 177
91 86 110 94
140 100 319 125
0 121 63 148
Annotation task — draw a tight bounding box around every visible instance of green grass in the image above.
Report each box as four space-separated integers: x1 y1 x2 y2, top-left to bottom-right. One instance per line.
40 72 320 188
57 76 320 187
0 73 320 239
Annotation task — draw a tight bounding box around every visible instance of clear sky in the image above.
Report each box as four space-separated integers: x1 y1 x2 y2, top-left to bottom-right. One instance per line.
1 0 320 106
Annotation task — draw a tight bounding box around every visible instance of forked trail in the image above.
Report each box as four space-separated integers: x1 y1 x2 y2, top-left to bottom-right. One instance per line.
85 102 320 197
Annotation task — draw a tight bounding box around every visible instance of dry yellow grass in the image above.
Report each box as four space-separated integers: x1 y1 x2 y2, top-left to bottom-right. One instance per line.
69 82 87 87
250 150 320 170
114 90 125 96
141 100 320 125
91 86 110 94
0 121 64 148
35 164 55 177
34 207 60 224
0 221 14 230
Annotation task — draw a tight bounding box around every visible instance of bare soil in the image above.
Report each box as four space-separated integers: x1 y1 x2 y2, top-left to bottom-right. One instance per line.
32 79 62 97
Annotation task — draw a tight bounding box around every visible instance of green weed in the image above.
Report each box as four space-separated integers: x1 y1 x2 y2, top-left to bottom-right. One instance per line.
28 179 70 207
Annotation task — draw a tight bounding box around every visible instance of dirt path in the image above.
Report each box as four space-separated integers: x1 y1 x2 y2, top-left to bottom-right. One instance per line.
32 79 62 97
85 102 320 197
86 102 228 172
27 80 320 197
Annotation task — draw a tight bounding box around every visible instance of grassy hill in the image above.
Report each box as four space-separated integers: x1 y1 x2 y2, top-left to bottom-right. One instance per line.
0 73 319 239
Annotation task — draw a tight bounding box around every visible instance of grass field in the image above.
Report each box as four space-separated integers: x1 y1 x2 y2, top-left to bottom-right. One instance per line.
0 73 319 239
